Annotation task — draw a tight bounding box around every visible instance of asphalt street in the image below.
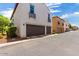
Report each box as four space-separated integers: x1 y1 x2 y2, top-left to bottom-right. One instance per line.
0 30 79 56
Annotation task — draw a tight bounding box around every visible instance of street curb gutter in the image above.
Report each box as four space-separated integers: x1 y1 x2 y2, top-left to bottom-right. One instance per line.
0 34 58 48
0 39 30 48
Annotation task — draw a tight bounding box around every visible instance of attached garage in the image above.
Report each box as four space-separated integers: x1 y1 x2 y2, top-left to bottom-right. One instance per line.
26 24 45 37
47 26 51 34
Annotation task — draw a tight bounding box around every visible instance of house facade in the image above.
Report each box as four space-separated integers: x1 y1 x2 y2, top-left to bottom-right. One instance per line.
11 3 51 38
51 16 64 33
64 20 69 32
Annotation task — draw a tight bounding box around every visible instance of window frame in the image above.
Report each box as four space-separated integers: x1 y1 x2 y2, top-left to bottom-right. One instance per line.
48 14 51 22
58 21 60 25
30 4 34 14
29 4 36 18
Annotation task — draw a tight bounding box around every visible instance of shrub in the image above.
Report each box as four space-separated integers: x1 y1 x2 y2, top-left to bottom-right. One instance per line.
0 33 3 39
7 26 17 38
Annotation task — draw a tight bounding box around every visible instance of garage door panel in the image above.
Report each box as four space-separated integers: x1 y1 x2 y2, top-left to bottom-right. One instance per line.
26 24 45 37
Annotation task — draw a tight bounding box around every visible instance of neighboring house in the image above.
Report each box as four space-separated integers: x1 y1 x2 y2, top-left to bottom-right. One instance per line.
64 20 69 32
11 3 51 38
51 16 64 33
72 26 79 30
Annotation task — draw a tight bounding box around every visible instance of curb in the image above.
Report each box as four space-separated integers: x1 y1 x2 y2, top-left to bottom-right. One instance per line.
0 34 58 48
0 39 30 48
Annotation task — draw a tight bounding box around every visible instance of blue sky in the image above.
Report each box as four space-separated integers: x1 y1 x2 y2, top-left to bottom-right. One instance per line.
0 3 15 18
47 3 79 27
0 3 79 27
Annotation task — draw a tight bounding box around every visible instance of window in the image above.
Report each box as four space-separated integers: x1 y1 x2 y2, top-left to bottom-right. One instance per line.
62 23 64 26
48 14 51 22
58 21 60 25
30 4 34 14
29 4 36 18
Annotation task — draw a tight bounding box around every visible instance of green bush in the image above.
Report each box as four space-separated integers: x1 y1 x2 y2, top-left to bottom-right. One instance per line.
7 26 17 38
0 33 3 39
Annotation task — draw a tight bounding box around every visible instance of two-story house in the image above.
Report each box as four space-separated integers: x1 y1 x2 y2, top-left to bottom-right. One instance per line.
11 3 51 38
64 20 69 32
51 16 64 33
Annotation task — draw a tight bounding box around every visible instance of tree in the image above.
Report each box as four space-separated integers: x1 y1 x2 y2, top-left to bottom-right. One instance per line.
68 24 72 29
0 15 11 35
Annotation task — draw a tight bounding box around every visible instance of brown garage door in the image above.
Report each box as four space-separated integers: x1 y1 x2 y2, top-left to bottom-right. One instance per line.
47 26 51 34
26 24 45 37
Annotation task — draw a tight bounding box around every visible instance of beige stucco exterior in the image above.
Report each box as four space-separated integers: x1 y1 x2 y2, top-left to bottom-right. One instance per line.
12 3 51 38
52 16 70 33
52 16 64 33
64 20 69 32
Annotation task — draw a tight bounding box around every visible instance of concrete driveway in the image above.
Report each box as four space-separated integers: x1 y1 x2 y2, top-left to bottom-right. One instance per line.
0 30 79 56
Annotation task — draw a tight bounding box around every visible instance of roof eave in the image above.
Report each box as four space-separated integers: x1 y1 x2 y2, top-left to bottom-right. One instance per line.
10 3 19 20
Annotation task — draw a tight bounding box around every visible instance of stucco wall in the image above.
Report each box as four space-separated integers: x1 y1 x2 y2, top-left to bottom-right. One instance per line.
20 3 51 26
12 3 51 37
52 17 64 33
64 22 69 31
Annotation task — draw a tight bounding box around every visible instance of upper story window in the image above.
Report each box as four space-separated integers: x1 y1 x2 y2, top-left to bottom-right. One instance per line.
29 4 36 18
48 14 51 22
30 4 34 14
58 21 60 25
62 23 64 26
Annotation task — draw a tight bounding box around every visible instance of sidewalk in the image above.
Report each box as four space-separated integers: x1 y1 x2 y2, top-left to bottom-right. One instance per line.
0 36 7 44
0 34 58 48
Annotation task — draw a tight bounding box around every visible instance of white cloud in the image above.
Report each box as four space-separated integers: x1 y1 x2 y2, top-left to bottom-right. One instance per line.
46 3 53 6
47 3 62 7
51 6 59 8
47 3 62 8
74 12 79 15
61 12 79 18
46 3 62 13
0 8 13 19
50 10 61 13
60 12 79 27
49 6 60 9
60 14 69 18
51 3 62 6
